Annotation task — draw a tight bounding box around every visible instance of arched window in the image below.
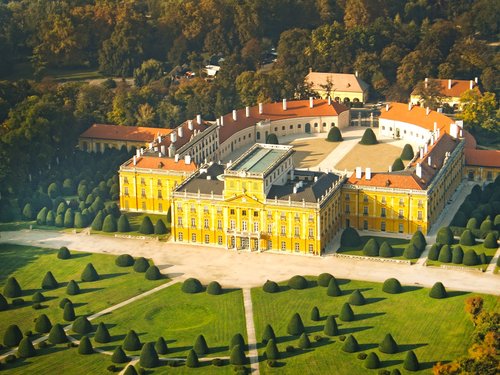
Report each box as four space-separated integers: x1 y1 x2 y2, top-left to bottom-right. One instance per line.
256 132 260 140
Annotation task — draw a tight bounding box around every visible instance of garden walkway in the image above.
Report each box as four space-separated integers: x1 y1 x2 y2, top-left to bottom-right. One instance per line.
242 288 260 374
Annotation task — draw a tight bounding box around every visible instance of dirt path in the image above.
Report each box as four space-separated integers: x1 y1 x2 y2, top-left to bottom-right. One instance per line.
243 289 260 374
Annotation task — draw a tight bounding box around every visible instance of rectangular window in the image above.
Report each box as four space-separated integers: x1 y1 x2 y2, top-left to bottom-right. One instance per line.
254 211 259 217
204 219 209 229
399 223 404 233
363 195 368 203
281 241 286 250
191 233 196 242
363 206 368 215
345 194 350 201
308 228 314 238
158 190 162 199
141 188 146 198
124 177 128 184
268 240 272 250
141 178 145 185
308 244 313 253
158 203 163 212
281 225 286 235
294 243 300 252
381 196 386 204
280 213 286 220
417 211 423 220
242 210 247 216
399 209 404 219
253 222 259 232
205 235 210 244
363 220 368 230
309 214 314 222
157 179 162 186
177 217 183 226
381 208 386 217
418 199 423 208
124 187 129 196
191 218 196 228
142 201 146 210
242 221 248 231
346 204 350 213
268 224 272 233
294 226 300 237
203 206 209 213
399 198 404 206
217 219 222 230
381 222 386 231
217 236 223 245
230 220 235 230
230 209 235 215
178 233 183 242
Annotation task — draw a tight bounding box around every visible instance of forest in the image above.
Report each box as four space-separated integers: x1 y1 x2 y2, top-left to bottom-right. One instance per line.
0 0 498 210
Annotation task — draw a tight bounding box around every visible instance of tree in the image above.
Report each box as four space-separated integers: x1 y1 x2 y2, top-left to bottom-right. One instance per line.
74 212 85 228
324 315 339 336
463 249 479 266
63 301 76 321
230 333 245 351
263 280 279 293
412 79 444 109
266 133 279 144
379 333 399 354
59 298 71 309
155 337 168 354
134 60 164 87
123 365 138 375
460 230 476 246
403 243 420 259
139 216 154 234
4 277 22 298
111 346 129 364
58 246 71 259
66 280 80 295
438 245 452 263
63 208 74 228
464 296 483 323
452 246 464 264
342 335 359 353
91 211 104 231
467 217 478 230
340 303 355 322
94 322 111 343
436 227 454 245
382 278 402 294
73 316 93 335
123 330 142 351
349 290 366 306
310 306 320 321
206 281 222 295
341 227 361 246
298 332 311 349
47 183 60 199
139 342 159 368
118 215 131 232
429 282 447 299
327 278 342 297
411 230 427 252
145 266 162 281
327 127 343 142
363 238 379 257
186 349 199 368
48 323 68 344
116 254 134 267
78 336 94 355
32 291 45 303
317 273 334 287
133 257 150 273
288 275 308 290
391 158 405 171
287 313 305 336
404 350 420 371
102 214 117 232
483 233 497 248
229 344 247 365
3 324 23 347
364 352 381 369
459 90 498 134
379 242 394 258
193 334 209 355
359 128 378 145
182 278 203 293
154 219 167 235
22 203 35 220
265 339 280 360
36 207 48 225
81 263 99 282
17 336 36 358
401 144 415 160
480 218 493 233
262 324 276 344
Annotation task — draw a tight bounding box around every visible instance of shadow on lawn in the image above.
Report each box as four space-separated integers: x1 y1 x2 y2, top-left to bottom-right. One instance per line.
364 297 386 305
402 285 423 293
97 272 128 280
0 245 52 281
355 312 386 321
339 326 373 335
380 359 403 368
78 287 105 294
358 342 378 351
398 343 428 352
69 252 91 259
165 345 193 355
447 290 470 298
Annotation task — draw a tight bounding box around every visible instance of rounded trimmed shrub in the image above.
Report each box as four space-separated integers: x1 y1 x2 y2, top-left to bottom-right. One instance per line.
288 275 308 290
111 346 129 363
363 238 379 257
55 213 64 227
400 144 414 160
391 158 404 172
145 266 162 281
115 254 134 267
42 271 59 290
427 244 441 261
94 322 111 343
81 263 99 282
91 211 104 231
263 280 279 293
133 257 150 273
357 353 367 360
36 206 48 225
438 245 452 263
382 278 402 294
266 133 279 145
452 246 464 264
23 203 35 220
480 219 493 233
379 242 394 258
59 297 71 308
339 303 355 322
359 128 378 145
117 215 131 232
324 315 339 336
265 339 280 360
479 252 487 265
436 227 454 245
484 233 498 249
155 336 168 354
72 316 93 335
429 282 447 299
48 323 68 344
262 324 276 345
317 273 334 287
310 306 320 321
186 349 199 368
460 230 475 246
287 313 305 336
404 350 420 371
18 337 36 358
3 324 23 347
403 243 419 259
411 231 427 252
463 249 479 266
349 290 366 306
4 277 22 298
327 127 343 142
466 217 478 230
63 208 74 228
230 333 245 351
206 281 222 295
78 335 94 355
123 330 142 351
140 342 159 368
58 247 71 259
342 335 359 353
0 293 7 311
102 214 117 233
364 352 380 369
123 366 138 375
139 216 154 235
182 278 203 293
193 334 208 355
379 333 398 354
74 213 85 228
341 227 361 247
229 344 247 365
63 301 76 321
154 219 167 235
327 278 342 297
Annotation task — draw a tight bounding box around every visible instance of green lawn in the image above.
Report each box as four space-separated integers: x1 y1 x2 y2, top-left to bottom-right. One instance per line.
426 242 497 271
251 277 499 374
0 244 167 337
337 236 417 262
91 283 247 360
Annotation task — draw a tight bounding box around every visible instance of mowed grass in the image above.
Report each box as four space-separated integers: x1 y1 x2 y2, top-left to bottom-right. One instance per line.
337 236 417 261
0 244 167 336
251 277 499 374
91 283 247 360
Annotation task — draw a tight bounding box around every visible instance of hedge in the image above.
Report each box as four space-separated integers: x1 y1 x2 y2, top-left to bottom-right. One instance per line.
4 277 22 298
327 277 342 297
324 315 339 336
123 330 142 351
263 280 279 293
48 323 68 344
32 291 45 303
140 342 159 368
339 303 355 322
18 337 36 358
229 344 247 365
429 282 447 299
317 273 334 287
3 324 23 347
327 127 343 142
63 208 74 228
262 324 276 345
182 278 203 293
298 332 311 349
81 263 99 282
349 290 366 306
94 322 111 343
46 210 55 226
0 293 7 311
479 219 493 232
391 158 405 172
111 346 129 363
78 336 94 355
403 243 419 259
186 349 199 368
411 230 427 251
479 252 487 265
404 350 420 371
55 213 64 227
117 215 131 232
59 297 71 309
400 144 414 160
230 333 246 351
206 281 222 295
139 216 154 235
484 233 498 248
22 203 35 220
466 217 478 230
145 266 162 280
310 306 320 321
154 219 167 235
72 316 93 335
287 313 305 336
193 334 209 355
342 335 359 352
265 339 280 360
133 257 150 273
379 242 394 258
427 243 441 261
63 301 76 321
288 275 308 290
436 227 454 245
379 333 398 354
102 214 117 232
382 278 402 294
463 249 479 266
340 227 361 247
460 230 476 246
115 254 134 267
91 211 104 231
123 366 138 375
359 128 378 145
155 336 168 354
452 246 464 264
364 352 381 369
438 245 452 263
36 207 48 225
58 247 71 260
363 238 379 257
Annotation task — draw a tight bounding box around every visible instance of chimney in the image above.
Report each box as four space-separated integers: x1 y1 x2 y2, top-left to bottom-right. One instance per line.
355 166 362 179
258 103 263 114
136 149 140 157
450 123 458 139
196 114 202 125
282 98 287 110
158 152 162 157
385 104 389 112
448 79 452 90
424 77 428 88
220 116 224 126
328 96 331 105
157 136 162 143
388 165 392 172
424 143 428 154
188 120 194 130
177 127 183 137
416 163 422 178
419 148 424 159
430 135 434 146
170 132 177 143
174 154 179 162
216 118 220 126
309 97 314 108
426 107 430 115
133 155 137 165
184 154 191 165
232 109 237 121
168 144 175 157
365 168 371 180
469 80 473 90
408 102 412 111
293 186 297 194
355 70 358 77
474 77 478 84
245 106 250 117
459 129 463 138
160 145 166 155
428 156 432 166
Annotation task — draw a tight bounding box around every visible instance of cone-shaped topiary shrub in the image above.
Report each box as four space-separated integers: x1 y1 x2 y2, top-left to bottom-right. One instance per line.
23 203 35 220
404 350 419 371
55 213 64 227
429 282 447 299
403 243 419 259
327 278 342 297
484 233 498 249
364 352 380 369
193 334 209 355
63 301 76 321
342 335 359 352
310 306 320 321
436 227 453 245
123 330 142 351
363 238 379 256
46 210 56 226
479 252 487 265
287 313 305 336
391 158 405 172
17 337 36 358
63 208 74 228
139 216 154 234
463 249 479 266
145 266 162 281
111 346 129 363
72 316 93 335
327 127 343 142
438 245 452 263
359 128 378 145
36 207 48 225
186 349 199 368
74 212 85 228
317 273 334 287
155 337 168 354
117 215 131 232
391 369 401 375
382 278 402 294
262 324 276 345
78 335 94 355
207 281 222 295
230 333 246 351
288 275 308 290
59 297 71 308
154 219 167 235
94 322 111 343
91 211 104 231
140 342 159 368
400 144 414 160
379 242 394 258
0 293 7 311
452 246 464 264
115 254 134 267
324 315 339 336
349 290 366 306
466 217 478 230
4 277 22 298
298 332 311 349
41 271 59 290
3 324 23 347
32 291 45 303
427 244 441 261
48 323 68 344
480 219 492 233
379 333 398 354
460 230 475 246
341 227 361 247
411 231 426 252
58 247 71 259
182 278 203 293
81 263 99 282
263 280 279 293
133 257 150 273
265 339 280 360
230 344 247 365
339 303 355 322
102 214 117 232
123 365 138 375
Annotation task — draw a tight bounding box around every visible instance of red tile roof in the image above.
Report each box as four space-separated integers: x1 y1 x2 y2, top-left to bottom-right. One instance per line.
412 79 479 98
465 149 500 168
379 103 454 133
122 156 197 172
156 119 211 150
80 124 172 142
348 172 424 190
218 99 348 143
